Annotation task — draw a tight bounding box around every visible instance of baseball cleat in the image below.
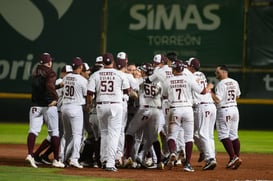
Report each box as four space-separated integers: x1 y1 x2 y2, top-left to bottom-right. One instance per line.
226 156 239 169
202 158 217 170
232 158 242 169
177 150 186 164
41 155 52 165
26 154 38 168
34 155 43 165
166 153 176 170
183 163 195 172
123 157 133 168
105 167 118 172
69 159 83 168
175 159 182 165
145 157 154 167
52 159 65 168
115 158 123 168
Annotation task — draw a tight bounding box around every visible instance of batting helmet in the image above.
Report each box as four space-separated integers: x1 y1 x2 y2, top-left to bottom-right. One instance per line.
139 63 154 75
170 59 184 72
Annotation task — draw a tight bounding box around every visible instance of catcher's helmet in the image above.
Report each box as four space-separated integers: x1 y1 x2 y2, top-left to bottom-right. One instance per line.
170 59 184 72
139 63 154 75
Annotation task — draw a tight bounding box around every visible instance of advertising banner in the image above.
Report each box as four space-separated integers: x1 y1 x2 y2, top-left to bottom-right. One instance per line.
106 0 244 66
0 0 102 93
247 6 273 67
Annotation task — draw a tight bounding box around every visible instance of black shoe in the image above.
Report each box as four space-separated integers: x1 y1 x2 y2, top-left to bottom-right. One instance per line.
202 158 217 170
41 155 52 165
226 156 239 168
162 155 170 166
34 155 42 164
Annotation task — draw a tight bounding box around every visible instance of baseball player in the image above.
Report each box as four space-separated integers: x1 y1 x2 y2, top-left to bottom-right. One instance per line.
86 53 130 172
147 54 172 162
78 62 95 166
166 52 186 166
26 53 65 168
33 65 73 165
210 64 242 169
164 60 213 172
186 57 217 170
61 57 88 168
123 63 164 169
126 63 141 128
79 62 105 168
115 52 139 167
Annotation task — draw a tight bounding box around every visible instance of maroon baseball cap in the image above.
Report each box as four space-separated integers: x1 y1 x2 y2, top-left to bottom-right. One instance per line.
187 57 200 70
71 57 83 68
39 53 53 64
102 53 114 65
116 59 127 69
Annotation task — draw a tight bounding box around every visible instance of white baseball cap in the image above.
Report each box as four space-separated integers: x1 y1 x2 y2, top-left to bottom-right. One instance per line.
153 54 165 64
61 65 73 73
83 63 90 72
96 56 103 63
117 52 127 60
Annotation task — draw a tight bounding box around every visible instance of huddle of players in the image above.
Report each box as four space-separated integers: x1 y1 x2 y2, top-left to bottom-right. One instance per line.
26 51 242 172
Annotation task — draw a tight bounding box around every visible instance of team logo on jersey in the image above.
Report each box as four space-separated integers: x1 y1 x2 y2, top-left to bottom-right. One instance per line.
0 0 73 41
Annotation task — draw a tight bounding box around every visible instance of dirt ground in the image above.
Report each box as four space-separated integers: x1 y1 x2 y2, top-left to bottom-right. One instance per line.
1 144 273 181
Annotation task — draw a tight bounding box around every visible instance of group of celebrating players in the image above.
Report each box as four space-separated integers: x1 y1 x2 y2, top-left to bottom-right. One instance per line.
25 51 242 172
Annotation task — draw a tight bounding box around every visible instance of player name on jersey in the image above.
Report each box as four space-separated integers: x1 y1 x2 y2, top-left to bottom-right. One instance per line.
99 72 116 81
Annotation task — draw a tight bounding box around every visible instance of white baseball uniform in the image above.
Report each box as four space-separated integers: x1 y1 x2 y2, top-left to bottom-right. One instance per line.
215 78 241 141
126 77 163 163
116 72 139 162
149 64 173 155
192 71 217 161
87 68 130 168
61 73 87 163
165 71 205 166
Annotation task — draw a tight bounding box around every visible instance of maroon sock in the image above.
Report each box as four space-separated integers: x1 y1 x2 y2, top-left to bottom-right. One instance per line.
42 145 53 157
27 133 36 156
221 138 235 159
34 139 50 157
153 140 161 164
185 142 193 164
167 139 176 153
124 134 134 158
232 139 240 157
51 136 60 160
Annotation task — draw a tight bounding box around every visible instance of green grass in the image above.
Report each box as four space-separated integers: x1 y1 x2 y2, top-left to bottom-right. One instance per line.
0 166 115 181
1 123 273 153
0 123 48 144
